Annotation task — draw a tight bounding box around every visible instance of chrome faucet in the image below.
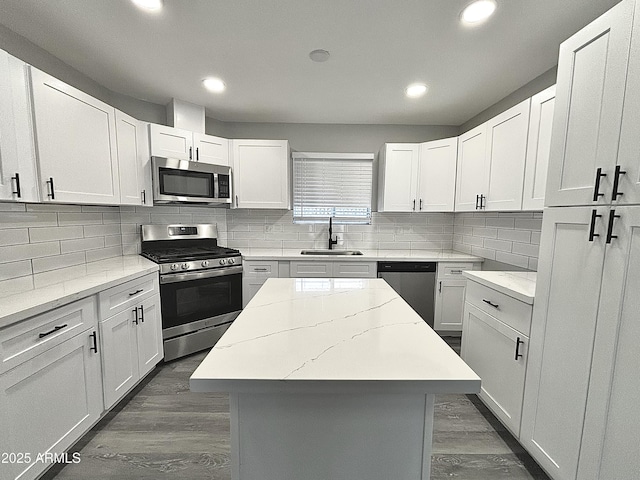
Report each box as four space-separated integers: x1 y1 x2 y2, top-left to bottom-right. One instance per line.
328 217 338 250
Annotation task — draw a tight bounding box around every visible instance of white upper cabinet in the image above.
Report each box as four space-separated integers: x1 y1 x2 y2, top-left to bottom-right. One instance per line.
231 139 290 209
418 138 457 212
378 139 457 213
149 124 230 166
0 50 38 202
614 0 640 205
522 85 556 210
149 124 194 161
193 133 230 165
115 110 146 206
29 67 121 205
545 0 634 207
484 99 530 211
377 143 420 212
455 123 489 211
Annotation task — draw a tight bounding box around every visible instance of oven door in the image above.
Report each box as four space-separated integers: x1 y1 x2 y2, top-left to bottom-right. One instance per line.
159 267 242 339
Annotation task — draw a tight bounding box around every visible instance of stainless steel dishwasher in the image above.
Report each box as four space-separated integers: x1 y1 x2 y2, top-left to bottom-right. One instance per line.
377 261 437 327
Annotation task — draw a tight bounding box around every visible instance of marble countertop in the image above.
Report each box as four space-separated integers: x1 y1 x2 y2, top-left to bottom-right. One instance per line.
190 278 481 395
0 255 159 329
462 271 537 304
240 248 484 263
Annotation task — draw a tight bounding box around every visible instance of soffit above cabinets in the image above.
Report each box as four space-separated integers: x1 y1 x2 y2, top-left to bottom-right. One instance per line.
0 0 620 125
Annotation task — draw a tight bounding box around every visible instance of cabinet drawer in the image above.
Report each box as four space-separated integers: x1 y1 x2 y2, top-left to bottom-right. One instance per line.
98 273 158 319
0 296 96 374
244 260 279 277
290 261 332 277
438 262 476 279
332 262 377 278
466 281 532 335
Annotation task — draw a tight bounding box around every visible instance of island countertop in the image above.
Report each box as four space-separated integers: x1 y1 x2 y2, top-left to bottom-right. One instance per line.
190 277 480 395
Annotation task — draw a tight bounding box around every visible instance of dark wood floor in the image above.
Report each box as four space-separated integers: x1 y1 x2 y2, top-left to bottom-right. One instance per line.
44 337 550 480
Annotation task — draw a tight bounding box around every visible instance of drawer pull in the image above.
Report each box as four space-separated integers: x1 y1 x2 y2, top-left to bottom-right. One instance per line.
253 268 268 272
89 331 99 353
39 324 68 339
482 299 499 309
515 337 524 360
129 288 144 297
450 269 463 274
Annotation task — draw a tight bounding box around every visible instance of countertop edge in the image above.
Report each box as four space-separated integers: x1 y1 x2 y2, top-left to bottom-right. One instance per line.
240 249 484 262
0 257 159 329
462 271 536 304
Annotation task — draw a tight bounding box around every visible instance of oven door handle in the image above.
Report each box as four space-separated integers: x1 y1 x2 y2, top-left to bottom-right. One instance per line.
160 266 243 284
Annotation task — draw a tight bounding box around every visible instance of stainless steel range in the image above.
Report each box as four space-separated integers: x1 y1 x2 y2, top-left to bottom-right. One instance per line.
140 224 242 361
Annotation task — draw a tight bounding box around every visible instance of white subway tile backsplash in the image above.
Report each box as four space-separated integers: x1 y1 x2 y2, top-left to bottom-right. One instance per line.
0 241 60 263
58 212 103 226
0 212 58 229
26 204 81 213
29 226 84 243
85 245 123 263
0 228 29 246
32 252 86 274
60 237 105 254
452 211 542 270
0 260 32 281
83 224 121 237
0 202 27 212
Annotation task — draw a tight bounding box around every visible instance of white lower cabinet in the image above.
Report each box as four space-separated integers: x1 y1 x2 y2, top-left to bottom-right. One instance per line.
100 291 162 410
242 260 280 307
0 322 102 480
434 262 478 332
289 260 377 279
462 303 528 436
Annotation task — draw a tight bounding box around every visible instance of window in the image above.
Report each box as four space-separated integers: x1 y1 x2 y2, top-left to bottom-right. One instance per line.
293 152 374 224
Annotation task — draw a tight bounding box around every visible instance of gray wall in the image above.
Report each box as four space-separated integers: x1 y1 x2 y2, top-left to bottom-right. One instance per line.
0 24 166 124
458 67 558 134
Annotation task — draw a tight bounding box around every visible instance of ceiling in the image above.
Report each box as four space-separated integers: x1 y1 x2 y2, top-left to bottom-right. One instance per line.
0 0 621 125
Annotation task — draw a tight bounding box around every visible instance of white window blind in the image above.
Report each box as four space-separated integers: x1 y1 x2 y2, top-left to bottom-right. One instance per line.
293 152 374 224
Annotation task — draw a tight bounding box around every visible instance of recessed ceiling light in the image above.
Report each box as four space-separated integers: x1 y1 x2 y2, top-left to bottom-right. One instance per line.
461 0 497 25
202 77 226 93
131 0 163 12
405 83 428 98
309 49 330 62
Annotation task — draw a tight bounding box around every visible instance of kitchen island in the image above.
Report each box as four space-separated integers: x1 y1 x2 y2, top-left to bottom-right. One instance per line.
190 278 480 480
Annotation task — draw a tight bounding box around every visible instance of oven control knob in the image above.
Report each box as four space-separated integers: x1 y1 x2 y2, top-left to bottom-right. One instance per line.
201 260 210 267
171 264 179 271
219 259 227 265
228 258 235 264
181 263 189 270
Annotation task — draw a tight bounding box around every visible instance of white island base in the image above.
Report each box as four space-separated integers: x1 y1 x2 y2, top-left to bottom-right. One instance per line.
230 392 435 480
191 278 480 480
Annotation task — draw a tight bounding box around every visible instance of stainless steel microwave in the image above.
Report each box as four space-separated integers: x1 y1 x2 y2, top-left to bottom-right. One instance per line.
152 157 232 205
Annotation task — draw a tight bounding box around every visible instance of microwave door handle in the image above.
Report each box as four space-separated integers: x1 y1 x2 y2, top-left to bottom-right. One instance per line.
160 265 243 284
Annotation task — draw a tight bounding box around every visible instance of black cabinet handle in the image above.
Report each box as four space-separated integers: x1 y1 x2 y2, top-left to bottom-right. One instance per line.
133 308 139 325
89 331 98 353
128 288 144 297
482 299 499 309
612 165 626 201
413 199 416 211
236 195 239 207
419 199 423 210
189 146 193 160
439 281 442 293
139 305 144 323
475 194 480 210
606 209 620 244
141 189 146 204
480 194 486 209
39 324 67 338
589 209 602 241
46 177 55 199
593 168 607 201
196 147 199 161
515 337 524 360
11 173 21 198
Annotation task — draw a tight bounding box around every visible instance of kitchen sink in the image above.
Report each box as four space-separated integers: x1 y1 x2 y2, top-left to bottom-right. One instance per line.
300 250 363 256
